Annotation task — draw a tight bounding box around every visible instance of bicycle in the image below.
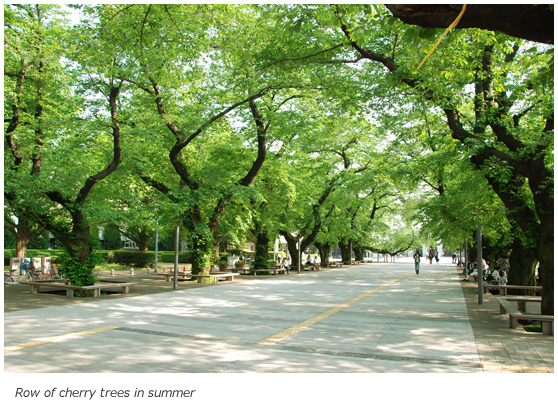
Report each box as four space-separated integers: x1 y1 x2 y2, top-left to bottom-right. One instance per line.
20 266 64 282
4 272 18 285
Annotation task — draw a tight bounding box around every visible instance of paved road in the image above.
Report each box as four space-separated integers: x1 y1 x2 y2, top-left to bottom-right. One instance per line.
5 261 481 373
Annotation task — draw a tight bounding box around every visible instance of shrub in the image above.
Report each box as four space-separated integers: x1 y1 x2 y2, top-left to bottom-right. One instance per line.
158 251 192 264
4 249 13 266
106 251 115 264
111 250 157 267
57 249 101 287
95 250 111 263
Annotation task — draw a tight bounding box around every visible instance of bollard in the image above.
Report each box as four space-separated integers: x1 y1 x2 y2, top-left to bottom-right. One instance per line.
110 269 115 276
148 267 151 274
130 268 134 275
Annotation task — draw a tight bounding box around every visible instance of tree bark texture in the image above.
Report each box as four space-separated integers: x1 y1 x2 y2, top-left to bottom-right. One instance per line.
385 4 554 44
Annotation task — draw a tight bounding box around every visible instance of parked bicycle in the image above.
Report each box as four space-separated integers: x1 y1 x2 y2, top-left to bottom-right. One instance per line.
4 272 18 285
21 265 65 282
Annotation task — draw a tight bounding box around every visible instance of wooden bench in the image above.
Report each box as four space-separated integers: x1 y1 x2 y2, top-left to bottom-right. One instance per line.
188 272 237 283
495 297 553 336
498 296 542 313
238 268 286 276
483 282 542 295
158 272 192 282
26 280 140 298
304 265 320 271
328 263 343 268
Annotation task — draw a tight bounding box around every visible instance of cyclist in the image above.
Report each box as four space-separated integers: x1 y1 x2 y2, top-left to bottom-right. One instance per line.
413 249 422 275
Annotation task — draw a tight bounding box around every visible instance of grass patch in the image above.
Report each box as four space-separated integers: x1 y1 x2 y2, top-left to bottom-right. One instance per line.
94 263 126 271
519 320 542 333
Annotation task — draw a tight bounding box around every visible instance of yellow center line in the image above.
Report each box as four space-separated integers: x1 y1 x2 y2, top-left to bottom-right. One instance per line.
257 270 414 345
4 325 120 353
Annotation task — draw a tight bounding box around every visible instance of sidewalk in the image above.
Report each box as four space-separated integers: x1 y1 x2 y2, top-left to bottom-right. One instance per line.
4 260 553 373
458 271 553 372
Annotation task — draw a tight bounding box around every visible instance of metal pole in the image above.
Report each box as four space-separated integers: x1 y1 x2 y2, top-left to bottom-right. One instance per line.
298 239 301 274
154 224 159 273
477 226 483 304
349 240 352 266
174 225 179 290
464 239 468 277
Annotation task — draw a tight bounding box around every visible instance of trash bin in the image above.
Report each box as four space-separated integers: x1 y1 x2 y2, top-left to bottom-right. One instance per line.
10 258 21 276
41 257 52 274
32 257 42 272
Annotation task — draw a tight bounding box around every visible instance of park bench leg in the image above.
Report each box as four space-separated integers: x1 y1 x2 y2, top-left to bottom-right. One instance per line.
30 285 37 294
541 321 553 336
517 301 526 312
93 289 100 297
509 315 518 329
66 288 74 298
499 304 506 314
122 285 130 294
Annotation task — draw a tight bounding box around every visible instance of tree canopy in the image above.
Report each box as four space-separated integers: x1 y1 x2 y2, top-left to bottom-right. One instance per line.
4 4 553 313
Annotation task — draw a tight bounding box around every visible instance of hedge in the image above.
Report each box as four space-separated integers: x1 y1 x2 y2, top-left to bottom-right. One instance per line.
4 249 12 266
107 250 157 267
157 251 192 264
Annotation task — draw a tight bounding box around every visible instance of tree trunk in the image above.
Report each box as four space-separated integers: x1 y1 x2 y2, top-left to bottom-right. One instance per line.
15 234 29 258
507 237 537 296
253 228 270 270
338 240 351 263
353 245 365 261
284 236 300 270
11 216 42 258
57 225 96 296
314 242 331 268
137 231 150 252
190 235 212 281
537 216 554 315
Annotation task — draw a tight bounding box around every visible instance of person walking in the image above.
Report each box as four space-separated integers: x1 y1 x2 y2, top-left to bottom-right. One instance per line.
413 249 421 275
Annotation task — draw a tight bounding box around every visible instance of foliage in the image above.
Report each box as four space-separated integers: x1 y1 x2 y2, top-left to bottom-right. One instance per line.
108 250 157 267
157 252 193 264
57 248 101 286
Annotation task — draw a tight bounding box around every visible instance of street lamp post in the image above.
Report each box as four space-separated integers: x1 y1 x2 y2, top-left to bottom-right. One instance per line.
298 238 301 274
477 226 483 305
173 225 179 290
154 220 159 274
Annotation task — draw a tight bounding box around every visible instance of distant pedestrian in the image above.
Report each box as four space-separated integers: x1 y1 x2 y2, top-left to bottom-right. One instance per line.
413 249 422 275
435 251 439 263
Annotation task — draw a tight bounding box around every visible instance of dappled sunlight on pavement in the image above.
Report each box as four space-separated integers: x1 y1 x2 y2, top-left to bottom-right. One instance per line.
4 261 552 373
